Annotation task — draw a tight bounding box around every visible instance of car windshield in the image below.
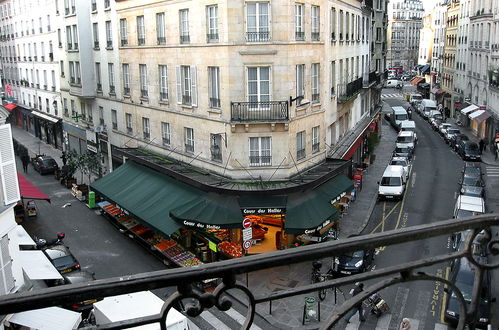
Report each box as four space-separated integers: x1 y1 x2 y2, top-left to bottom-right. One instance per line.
381 176 401 186
466 143 479 151
397 136 413 143
402 127 415 132
395 147 411 153
452 269 474 302
395 114 408 121
412 95 422 100
463 177 481 186
464 167 481 176
456 209 474 218
344 250 364 258
52 255 76 269
391 160 407 167
447 129 460 135
43 159 57 166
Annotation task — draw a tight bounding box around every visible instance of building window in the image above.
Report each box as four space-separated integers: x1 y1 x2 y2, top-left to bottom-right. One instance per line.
184 127 194 153
63 98 68 116
95 62 101 91
99 106 104 125
295 3 304 41
249 137 271 166
311 63 319 102
156 13 166 45
311 6 320 41
125 113 132 134
122 64 130 95
108 63 115 93
176 65 197 106
105 21 112 48
93 23 99 49
72 25 78 49
66 26 72 49
120 19 128 46
80 101 86 120
137 16 145 45
70 99 75 117
296 131 305 159
111 109 117 130
104 0 110 9
161 122 170 145
339 10 344 40
142 117 150 140
179 9 190 44
246 2 270 42
211 133 222 162
75 61 81 84
296 64 305 99
331 61 336 96
247 66 270 107
69 61 75 83
208 66 220 108
139 64 148 98
312 126 320 153
91 0 97 12
159 65 168 102
206 5 218 42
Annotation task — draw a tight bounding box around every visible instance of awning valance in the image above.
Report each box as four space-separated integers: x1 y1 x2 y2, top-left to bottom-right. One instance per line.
461 104 478 115
31 110 60 124
410 77 424 86
18 172 51 202
285 175 353 234
470 110 492 123
4 103 17 111
91 161 199 236
436 89 446 96
421 65 430 73
7 307 81 330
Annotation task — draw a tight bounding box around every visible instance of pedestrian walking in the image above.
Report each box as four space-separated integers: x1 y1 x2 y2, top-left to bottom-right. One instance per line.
345 282 366 323
399 318 411 330
479 139 485 154
61 151 67 166
21 153 30 173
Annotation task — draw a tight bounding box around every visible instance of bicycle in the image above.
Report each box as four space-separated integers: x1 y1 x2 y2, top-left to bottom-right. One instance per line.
311 261 334 301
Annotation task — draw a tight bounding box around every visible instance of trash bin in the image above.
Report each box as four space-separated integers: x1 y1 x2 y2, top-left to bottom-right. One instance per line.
88 191 95 208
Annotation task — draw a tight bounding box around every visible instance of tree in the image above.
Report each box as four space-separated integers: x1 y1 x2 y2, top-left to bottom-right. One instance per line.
80 152 100 184
61 150 78 181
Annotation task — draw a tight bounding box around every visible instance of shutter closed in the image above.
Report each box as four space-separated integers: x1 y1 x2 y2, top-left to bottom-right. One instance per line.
0 125 20 205
190 65 197 107
176 66 182 104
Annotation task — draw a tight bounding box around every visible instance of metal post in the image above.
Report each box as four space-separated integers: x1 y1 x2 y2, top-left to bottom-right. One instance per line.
246 273 248 288
269 300 272 315
334 287 337 304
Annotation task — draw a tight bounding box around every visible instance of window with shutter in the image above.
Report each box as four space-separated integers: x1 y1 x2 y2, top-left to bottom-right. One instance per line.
0 235 15 294
0 124 20 205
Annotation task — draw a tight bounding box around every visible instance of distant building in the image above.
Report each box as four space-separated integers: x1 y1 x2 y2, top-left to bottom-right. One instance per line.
441 0 459 117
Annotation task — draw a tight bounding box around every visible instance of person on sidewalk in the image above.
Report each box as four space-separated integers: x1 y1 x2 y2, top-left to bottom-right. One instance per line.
21 153 30 173
345 282 366 323
399 317 411 330
479 139 485 154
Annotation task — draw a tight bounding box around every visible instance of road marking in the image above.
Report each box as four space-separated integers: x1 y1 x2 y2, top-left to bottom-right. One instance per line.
434 324 449 330
200 310 232 330
370 202 401 234
390 287 410 329
440 266 451 324
414 291 431 330
411 171 417 188
395 164 414 230
225 308 263 330
374 313 392 329
382 201 387 232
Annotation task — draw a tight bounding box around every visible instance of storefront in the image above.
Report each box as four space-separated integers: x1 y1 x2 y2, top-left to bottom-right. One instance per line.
468 108 492 138
63 122 87 154
31 110 63 150
90 159 354 267
460 104 478 128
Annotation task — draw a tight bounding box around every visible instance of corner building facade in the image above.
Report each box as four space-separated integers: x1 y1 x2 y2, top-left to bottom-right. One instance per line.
114 0 377 180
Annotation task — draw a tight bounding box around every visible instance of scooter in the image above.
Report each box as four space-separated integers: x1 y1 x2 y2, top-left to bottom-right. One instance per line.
34 232 65 249
363 292 390 317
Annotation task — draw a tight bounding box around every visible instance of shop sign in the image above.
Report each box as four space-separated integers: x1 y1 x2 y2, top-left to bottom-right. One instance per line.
243 240 252 250
242 228 252 241
87 142 97 153
242 217 252 228
208 240 217 252
301 235 321 242
331 192 346 204
304 219 332 235
115 204 129 215
182 220 221 230
242 207 284 215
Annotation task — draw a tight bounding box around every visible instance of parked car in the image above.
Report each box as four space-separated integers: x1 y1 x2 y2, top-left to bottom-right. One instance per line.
390 157 411 180
389 106 409 131
453 195 485 219
401 74 412 81
458 141 481 161
431 118 443 131
399 121 418 142
444 128 461 144
393 144 414 160
418 99 437 119
32 155 59 175
444 257 494 329
61 270 100 315
459 163 485 198
428 110 443 123
396 131 417 150
409 93 423 107
438 123 452 136
450 134 469 152
378 165 407 200
43 245 81 274
385 79 402 88
332 248 375 275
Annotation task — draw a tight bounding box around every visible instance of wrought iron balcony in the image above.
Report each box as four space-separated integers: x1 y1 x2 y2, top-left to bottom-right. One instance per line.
0 215 496 329
121 39 128 46
246 31 270 42
230 101 289 122
295 31 305 41
311 32 320 41
206 33 219 43
180 34 190 44
337 77 363 103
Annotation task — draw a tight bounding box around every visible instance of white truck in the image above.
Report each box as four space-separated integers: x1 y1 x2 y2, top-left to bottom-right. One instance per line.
93 291 188 330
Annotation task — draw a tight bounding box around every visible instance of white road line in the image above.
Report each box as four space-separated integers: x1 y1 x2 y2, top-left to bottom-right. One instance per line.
199 310 232 330
434 323 449 330
375 313 392 330
485 174 499 177
225 308 263 330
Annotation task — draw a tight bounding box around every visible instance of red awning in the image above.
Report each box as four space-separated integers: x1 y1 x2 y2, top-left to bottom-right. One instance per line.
4 103 17 111
410 77 424 86
435 89 446 96
17 172 51 202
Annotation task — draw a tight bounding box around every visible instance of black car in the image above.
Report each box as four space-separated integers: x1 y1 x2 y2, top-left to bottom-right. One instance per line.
460 175 485 198
332 248 375 275
444 128 461 144
393 145 413 160
32 155 59 174
450 134 469 152
444 257 495 328
44 245 81 273
458 141 481 161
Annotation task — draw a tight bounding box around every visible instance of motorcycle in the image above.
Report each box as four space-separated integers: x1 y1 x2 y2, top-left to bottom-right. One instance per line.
34 232 65 249
363 292 390 317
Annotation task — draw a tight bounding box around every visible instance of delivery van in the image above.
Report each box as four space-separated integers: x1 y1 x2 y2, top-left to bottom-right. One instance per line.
378 165 406 200
390 106 409 130
418 99 437 119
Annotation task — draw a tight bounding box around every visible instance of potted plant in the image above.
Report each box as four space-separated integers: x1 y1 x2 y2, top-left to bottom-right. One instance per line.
61 150 78 188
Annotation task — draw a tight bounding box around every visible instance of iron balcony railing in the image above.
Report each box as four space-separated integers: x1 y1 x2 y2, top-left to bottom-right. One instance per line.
246 31 270 42
180 34 190 44
0 215 497 329
295 31 305 41
337 77 363 103
231 101 289 122
311 32 320 41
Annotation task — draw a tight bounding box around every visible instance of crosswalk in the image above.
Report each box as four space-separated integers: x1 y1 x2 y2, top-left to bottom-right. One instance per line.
381 93 403 99
343 314 452 330
188 307 263 330
485 165 499 178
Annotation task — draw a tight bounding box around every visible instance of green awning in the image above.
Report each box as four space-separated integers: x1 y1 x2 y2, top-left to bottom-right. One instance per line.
285 175 353 234
90 161 200 236
170 193 243 229
239 195 287 209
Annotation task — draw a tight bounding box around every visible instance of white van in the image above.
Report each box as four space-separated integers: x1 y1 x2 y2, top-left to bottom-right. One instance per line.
409 93 423 106
418 99 437 119
453 195 485 219
396 131 416 149
390 106 409 130
399 121 418 142
378 165 406 200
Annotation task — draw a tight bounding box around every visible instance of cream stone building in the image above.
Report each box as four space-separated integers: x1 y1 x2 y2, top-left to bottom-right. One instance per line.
441 0 459 116
111 0 379 180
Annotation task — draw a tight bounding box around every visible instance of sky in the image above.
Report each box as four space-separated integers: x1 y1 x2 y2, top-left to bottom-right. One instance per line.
422 0 436 13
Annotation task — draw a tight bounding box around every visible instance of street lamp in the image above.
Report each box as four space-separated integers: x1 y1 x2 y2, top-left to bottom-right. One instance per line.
289 95 310 107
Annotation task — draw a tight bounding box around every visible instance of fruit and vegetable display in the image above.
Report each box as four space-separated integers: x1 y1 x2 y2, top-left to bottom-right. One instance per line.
218 241 243 258
161 245 203 267
102 203 123 216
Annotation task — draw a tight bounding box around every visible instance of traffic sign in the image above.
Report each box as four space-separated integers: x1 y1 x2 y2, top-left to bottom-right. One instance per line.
242 227 252 241
242 217 252 228
243 240 252 250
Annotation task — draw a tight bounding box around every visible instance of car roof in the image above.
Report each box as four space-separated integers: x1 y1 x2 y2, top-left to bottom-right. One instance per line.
421 99 436 106
456 195 485 212
384 165 404 176
63 270 96 284
398 131 413 137
391 156 408 162
45 245 72 259
400 120 416 127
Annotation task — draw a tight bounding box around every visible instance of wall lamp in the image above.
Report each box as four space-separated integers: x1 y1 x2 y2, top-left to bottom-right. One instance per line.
289 95 310 107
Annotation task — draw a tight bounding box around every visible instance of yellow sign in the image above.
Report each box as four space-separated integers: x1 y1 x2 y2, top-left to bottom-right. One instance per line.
209 241 217 252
